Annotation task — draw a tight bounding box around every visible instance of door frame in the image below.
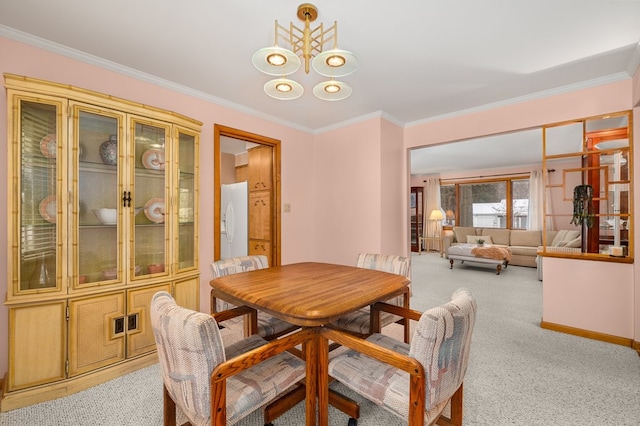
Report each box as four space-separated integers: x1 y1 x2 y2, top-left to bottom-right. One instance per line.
213 124 281 265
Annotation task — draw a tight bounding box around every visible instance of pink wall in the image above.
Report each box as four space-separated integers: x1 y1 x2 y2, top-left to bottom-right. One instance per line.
313 118 384 264
380 120 408 256
404 80 632 150
542 258 634 337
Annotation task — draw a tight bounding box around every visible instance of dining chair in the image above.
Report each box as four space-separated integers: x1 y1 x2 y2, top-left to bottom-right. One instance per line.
150 291 313 426
210 255 299 340
324 288 477 426
331 253 412 342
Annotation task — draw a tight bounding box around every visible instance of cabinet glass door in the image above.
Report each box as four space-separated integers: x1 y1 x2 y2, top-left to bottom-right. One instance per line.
74 107 122 287
176 130 197 271
133 120 169 278
17 99 61 292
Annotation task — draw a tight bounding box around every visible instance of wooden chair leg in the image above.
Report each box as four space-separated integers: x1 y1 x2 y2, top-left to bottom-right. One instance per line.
436 382 463 426
403 290 411 343
163 385 177 426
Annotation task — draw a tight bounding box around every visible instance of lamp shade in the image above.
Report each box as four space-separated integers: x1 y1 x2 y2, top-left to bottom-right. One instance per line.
313 80 352 101
429 209 445 220
264 78 304 100
252 46 301 76
312 48 359 77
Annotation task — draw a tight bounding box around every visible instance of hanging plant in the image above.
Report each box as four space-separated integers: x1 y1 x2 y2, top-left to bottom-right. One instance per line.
570 184 595 228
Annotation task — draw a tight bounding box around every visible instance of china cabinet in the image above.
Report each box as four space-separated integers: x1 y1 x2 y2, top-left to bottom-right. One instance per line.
2 74 201 410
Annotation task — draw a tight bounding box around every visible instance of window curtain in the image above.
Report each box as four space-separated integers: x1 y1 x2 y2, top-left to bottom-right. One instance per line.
423 178 443 238
528 170 553 231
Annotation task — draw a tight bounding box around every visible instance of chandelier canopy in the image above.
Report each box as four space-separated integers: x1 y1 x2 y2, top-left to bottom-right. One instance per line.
252 3 359 101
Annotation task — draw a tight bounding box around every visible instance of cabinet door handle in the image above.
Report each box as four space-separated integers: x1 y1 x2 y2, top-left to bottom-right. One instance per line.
113 317 125 336
122 191 132 207
127 313 139 332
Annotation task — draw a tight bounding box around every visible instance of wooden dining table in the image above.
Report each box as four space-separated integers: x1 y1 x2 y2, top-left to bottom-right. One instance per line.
209 261 411 426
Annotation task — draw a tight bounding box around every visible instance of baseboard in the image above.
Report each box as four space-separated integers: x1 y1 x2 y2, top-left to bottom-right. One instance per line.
633 340 640 356
540 320 634 348
0 353 158 412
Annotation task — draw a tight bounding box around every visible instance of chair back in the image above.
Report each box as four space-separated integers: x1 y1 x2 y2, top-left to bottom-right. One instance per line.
356 253 411 279
409 288 476 410
357 253 411 306
211 255 269 278
150 291 225 425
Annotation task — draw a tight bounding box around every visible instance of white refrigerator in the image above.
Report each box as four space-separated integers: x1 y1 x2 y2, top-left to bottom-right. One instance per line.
221 181 248 259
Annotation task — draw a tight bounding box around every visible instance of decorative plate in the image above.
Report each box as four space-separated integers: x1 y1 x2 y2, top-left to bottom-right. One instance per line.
40 134 57 159
39 195 57 223
141 149 165 170
144 198 165 223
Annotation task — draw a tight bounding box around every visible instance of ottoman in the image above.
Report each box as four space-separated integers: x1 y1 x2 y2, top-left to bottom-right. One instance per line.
447 244 511 275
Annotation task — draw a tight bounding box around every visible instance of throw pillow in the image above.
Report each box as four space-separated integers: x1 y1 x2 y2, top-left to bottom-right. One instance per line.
565 236 582 248
467 235 493 244
551 230 581 246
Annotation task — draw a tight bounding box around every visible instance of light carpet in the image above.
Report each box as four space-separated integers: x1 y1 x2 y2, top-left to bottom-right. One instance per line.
1 253 639 425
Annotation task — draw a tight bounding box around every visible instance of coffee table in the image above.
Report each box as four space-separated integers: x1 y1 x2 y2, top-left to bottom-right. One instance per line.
447 244 510 275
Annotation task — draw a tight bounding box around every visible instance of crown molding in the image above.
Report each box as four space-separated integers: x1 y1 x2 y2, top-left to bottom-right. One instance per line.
313 110 404 134
406 72 632 128
0 25 315 134
627 41 640 77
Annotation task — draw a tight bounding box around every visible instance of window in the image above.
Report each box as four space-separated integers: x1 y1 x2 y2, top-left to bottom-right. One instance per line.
441 178 530 229
511 179 530 229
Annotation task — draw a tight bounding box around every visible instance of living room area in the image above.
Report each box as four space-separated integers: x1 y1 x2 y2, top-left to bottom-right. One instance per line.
408 106 638 357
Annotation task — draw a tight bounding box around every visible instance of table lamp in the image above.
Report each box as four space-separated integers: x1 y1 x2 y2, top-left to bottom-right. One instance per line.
429 208 445 237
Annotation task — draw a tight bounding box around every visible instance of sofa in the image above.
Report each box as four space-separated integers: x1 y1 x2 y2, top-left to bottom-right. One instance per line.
443 226 581 268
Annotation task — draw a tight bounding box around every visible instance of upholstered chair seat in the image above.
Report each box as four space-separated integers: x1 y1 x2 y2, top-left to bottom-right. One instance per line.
326 288 477 426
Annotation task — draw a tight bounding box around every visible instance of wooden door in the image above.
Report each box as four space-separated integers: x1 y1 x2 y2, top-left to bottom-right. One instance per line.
8 301 67 390
126 283 171 358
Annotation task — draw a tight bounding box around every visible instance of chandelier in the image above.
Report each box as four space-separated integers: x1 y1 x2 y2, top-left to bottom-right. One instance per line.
251 3 359 101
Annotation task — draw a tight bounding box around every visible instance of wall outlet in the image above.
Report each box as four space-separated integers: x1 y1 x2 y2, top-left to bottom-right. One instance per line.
284 203 291 213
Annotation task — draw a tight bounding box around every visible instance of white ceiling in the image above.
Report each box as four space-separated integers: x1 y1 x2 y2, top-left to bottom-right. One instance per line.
2 0 640 171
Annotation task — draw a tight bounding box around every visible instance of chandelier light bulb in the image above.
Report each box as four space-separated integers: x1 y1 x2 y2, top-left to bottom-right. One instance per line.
313 80 352 101
325 54 346 68
264 78 303 100
267 53 287 66
276 82 293 92
324 83 340 93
